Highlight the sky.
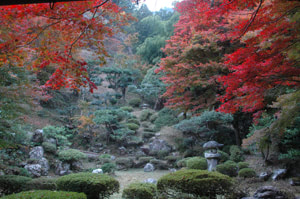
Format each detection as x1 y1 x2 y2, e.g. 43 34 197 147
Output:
144 0 179 12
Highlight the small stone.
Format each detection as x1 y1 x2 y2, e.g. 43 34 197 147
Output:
144 178 157 184
272 169 287 181
92 169 103 174
144 163 155 172
259 171 272 181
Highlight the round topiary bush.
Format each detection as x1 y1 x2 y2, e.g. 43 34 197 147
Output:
176 157 191 168
186 157 207 170
58 149 87 163
122 182 157 199
0 190 86 199
126 123 139 131
216 162 238 177
157 169 233 199
42 142 57 154
140 110 153 121
0 175 32 195
237 162 249 170
127 118 140 126
57 172 119 199
238 168 256 178
129 98 142 107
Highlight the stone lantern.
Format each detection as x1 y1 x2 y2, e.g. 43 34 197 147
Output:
203 141 223 171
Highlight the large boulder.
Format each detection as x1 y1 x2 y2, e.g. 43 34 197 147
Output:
148 138 172 156
272 169 287 181
29 146 44 160
253 186 289 199
24 164 42 177
39 157 50 176
31 129 43 143
55 160 71 176
71 161 84 171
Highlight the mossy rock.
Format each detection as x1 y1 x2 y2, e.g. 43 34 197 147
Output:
238 168 256 178
138 156 154 164
57 172 119 199
157 169 233 198
0 190 87 199
186 157 207 170
122 182 157 199
216 161 238 177
237 162 249 170
116 158 134 170
150 159 169 170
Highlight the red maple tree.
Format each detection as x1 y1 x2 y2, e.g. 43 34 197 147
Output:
0 0 135 92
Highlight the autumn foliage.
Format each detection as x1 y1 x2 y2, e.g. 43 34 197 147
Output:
157 0 300 117
0 0 135 92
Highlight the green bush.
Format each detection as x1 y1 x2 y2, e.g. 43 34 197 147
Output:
57 172 119 199
129 98 142 107
0 190 86 199
157 169 233 198
140 110 153 121
229 145 245 162
115 158 134 170
157 150 169 159
216 162 238 177
58 149 87 163
149 114 158 123
237 162 249 170
238 168 256 178
154 108 179 130
99 154 111 159
0 175 32 195
43 125 71 147
176 157 192 168
25 177 57 190
138 156 154 164
122 183 157 199
186 157 207 170
101 163 116 174
120 106 134 112
127 118 140 126
126 123 139 131
42 142 56 154
218 150 230 163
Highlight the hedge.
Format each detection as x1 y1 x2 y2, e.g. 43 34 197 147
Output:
122 183 156 199
0 190 86 199
0 175 32 195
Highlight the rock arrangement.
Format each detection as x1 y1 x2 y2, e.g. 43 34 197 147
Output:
242 186 289 199
25 146 49 177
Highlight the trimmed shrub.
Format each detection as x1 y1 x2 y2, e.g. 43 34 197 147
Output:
0 175 32 195
116 158 134 170
0 190 86 199
127 118 140 126
237 162 249 170
157 169 233 198
238 168 256 178
122 183 157 199
57 172 119 199
149 114 158 123
129 98 142 107
25 177 57 190
176 157 192 168
229 145 245 162
138 156 154 164
58 149 87 163
218 150 230 163
42 142 56 154
216 162 238 177
157 150 170 159
126 123 139 131
101 163 116 174
140 110 153 121
154 108 179 130
120 106 134 112
186 157 207 170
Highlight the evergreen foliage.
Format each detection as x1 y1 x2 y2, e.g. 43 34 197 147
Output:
0 190 87 199
58 149 87 163
122 182 157 199
0 175 32 195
